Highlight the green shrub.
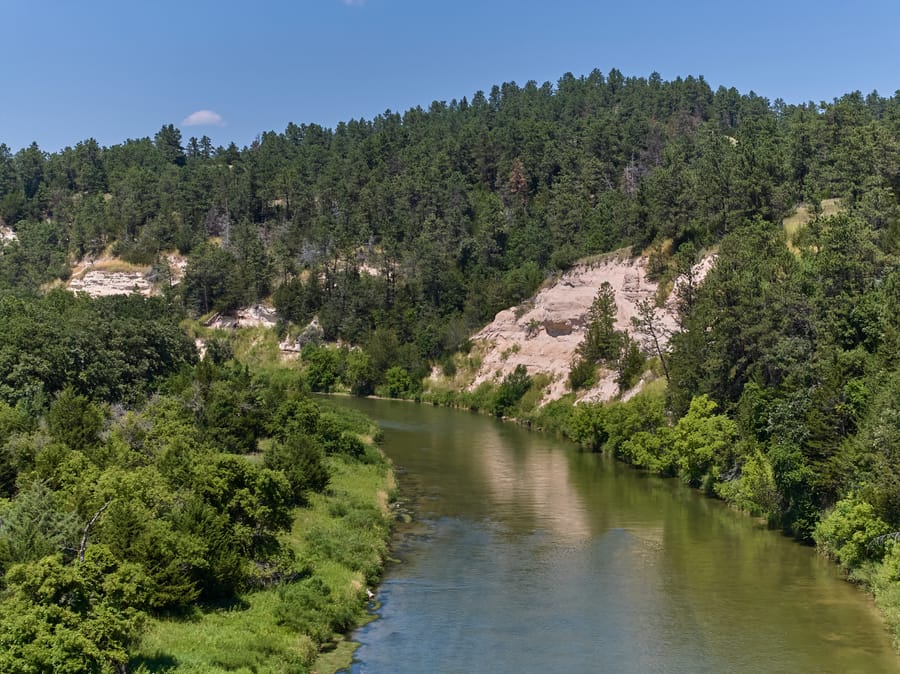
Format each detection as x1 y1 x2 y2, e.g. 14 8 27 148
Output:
715 448 780 517
528 394 575 436
275 577 339 643
567 357 595 390
264 435 329 505
672 395 737 488
615 334 645 392
621 427 677 474
492 365 531 417
302 345 344 392
567 403 606 450
382 366 416 399
343 350 376 396
602 390 667 456
815 496 892 570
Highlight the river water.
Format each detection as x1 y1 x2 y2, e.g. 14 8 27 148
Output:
334 398 899 673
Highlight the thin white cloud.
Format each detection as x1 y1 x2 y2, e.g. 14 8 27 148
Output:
342 0 366 6
182 110 225 127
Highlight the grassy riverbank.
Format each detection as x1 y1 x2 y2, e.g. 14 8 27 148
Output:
119 334 397 672
133 452 394 673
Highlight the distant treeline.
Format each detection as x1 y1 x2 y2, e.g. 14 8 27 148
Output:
1 71 896 360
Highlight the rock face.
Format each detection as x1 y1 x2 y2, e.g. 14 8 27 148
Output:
205 305 279 329
65 252 188 298
466 250 714 405
279 317 324 354
67 270 153 297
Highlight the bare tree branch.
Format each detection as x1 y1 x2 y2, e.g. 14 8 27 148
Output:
78 499 113 563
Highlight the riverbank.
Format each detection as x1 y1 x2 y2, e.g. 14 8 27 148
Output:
132 426 396 673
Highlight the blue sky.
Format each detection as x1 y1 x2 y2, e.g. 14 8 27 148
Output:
1 0 897 152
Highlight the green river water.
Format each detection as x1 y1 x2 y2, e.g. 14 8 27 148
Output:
336 397 899 673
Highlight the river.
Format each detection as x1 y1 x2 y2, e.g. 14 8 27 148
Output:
333 397 898 673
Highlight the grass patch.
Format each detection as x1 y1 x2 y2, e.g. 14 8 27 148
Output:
230 326 284 368
783 198 842 254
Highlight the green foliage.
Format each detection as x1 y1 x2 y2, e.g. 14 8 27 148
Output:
620 427 677 475
567 403 607 450
343 349 377 396
275 576 343 643
0 291 195 408
48 387 105 451
182 243 242 316
672 395 737 488
192 455 293 556
615 332 645 393
381 366 417 399
301 344 344 393
491 365 532 417
601 389 668 456
767 442 819 539
714 448 780 517
264 435 329 505
0 546 147 674
201 378 264 454
527 394 575 437
815 496 892 570
577 282 622 364
0 481 80 572
567 356 596 391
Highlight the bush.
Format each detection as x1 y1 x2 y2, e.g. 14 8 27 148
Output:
672 395 737 488
528 394 575 437
264 435 329 505
602 390 667 456
615 334 645 392
815 496 892 570
382 366 415 399
343 350 376 396
621 427 677 474
333 432 366 459
568 357 595 391
715 448 780 517
440 357 457 378
567 403 606 449
302 345 344 393
275 577 339 643
491 365 531 417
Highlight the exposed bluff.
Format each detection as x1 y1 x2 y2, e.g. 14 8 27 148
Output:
464 249 714 404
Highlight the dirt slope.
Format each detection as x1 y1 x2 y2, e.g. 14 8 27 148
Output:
463 249 714 405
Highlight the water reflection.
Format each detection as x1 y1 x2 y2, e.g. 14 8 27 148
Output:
330 398 898 674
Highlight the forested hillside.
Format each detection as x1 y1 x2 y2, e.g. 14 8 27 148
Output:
3 71 896 368
1 68 900 661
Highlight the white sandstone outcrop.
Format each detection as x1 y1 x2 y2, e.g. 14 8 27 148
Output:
464 249 715 405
